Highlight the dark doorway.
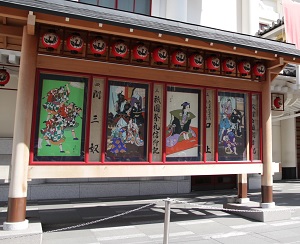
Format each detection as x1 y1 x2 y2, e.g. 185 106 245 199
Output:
191 175 237 191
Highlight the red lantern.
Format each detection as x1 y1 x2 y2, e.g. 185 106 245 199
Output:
41 30 61 51
152 47 168 64
238 61 251 76
66 33 84 54
222 58 236 74
171 49 186 66
112 40 128 60
0 69 10 86
132 43 148 62
273 96 283 109
90 36 106 57
189 53 203 70
253 62 265 77
206 56 220 71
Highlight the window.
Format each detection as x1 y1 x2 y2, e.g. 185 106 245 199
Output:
79 0 98 5
79 0 151 15
99 0 115 8
118 0 134 12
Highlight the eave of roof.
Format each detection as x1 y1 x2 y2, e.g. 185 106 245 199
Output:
1 0 300 59
256 17 284 37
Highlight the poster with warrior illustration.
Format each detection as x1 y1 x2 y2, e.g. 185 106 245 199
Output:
218 92 246 161
34 73 87 161
106 81 148 161
166 87 200 161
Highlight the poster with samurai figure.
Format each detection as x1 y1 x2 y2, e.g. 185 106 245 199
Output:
218 92 246 161
106 80 148 162
166 87 200 161
34 73 87 161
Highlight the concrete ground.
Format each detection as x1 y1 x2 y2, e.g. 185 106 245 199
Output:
1 180 300 243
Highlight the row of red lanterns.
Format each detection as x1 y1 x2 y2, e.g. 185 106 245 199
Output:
41 31 266 77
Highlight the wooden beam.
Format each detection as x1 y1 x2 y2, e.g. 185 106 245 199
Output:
267 57 284 70
0 24 23 38
27 11 36 35
270 73 279 81
27 164 263 179
266 57 286 82
2 17 7 49
2 5 300 64
37 55 262 92
0 6 28 20
34 12 277 61
269 66 284 74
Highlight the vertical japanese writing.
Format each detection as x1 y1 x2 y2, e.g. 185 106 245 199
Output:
252 96 259 160
152 87 162 156
206 90 214 160
152 84 163 162
89 79 104 161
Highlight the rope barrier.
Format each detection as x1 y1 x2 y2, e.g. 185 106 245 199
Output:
0 197 295 241
0 201 158 241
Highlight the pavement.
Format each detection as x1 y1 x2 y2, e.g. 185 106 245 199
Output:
1 180 300 243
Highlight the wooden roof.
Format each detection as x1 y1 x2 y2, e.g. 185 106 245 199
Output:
1 0 300 66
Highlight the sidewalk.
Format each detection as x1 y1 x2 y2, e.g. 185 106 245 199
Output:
1 180 300 243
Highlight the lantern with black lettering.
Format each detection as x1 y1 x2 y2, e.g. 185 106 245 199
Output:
206 55 220 71
253 62 265 78
238 61 251 76
132 42 148 62
273 96 283 109
152 46 168 65
189 52 203 70
0 68 10 86
66 33 84 54
171 49 186 67
112 40 128 60
41 30 61 51
90 36 106 57
222 58 236 74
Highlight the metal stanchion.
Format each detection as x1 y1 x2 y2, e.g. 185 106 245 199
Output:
163 198 171 244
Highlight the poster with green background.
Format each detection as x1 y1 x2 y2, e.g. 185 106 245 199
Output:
34 73 87 161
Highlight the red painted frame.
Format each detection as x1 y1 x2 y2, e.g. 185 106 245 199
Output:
30 69 262 165
30 69 92 165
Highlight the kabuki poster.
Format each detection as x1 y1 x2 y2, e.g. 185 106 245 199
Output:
106 80 148 161
34 73 87 161
166 87 200 161
218 92 246 161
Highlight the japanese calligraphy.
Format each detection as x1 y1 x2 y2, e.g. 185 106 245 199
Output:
152 86 162 155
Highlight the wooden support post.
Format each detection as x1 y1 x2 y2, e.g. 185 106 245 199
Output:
261 69 275 208
3 26 37 230
238 174 248 198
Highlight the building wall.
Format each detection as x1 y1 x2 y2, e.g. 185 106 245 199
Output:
272 120 282 180
259 0 298 180
152 0 240 32
281 118 297 178
197 0 239 31
0 74 18 138
259 0 280 25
